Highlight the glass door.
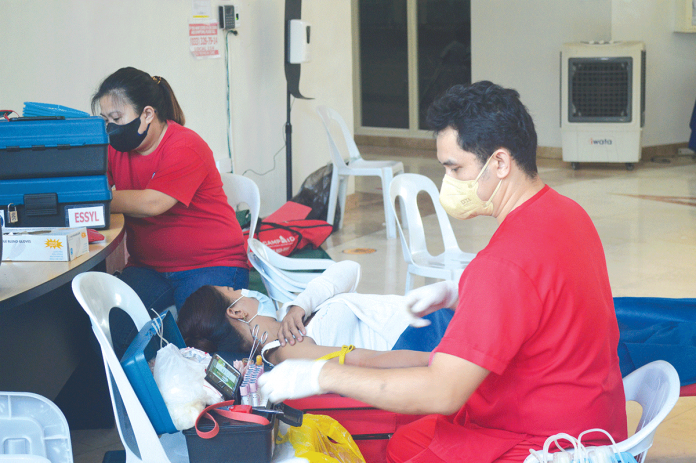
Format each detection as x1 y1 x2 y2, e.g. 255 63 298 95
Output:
354 0 471 136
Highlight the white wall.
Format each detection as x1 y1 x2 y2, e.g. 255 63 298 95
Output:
0 0 352 216
472 0 696 149
471 0 612 149
611 0 696 147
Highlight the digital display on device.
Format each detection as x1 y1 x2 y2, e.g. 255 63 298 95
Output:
205 354 241 400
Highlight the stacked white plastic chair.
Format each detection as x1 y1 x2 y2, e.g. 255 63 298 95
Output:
246 238 334 310
389 173 476 293
316 105 404 239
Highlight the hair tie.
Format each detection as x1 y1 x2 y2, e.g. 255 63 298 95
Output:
152 76 162 85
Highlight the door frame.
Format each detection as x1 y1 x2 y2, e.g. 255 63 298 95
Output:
351 0 433 139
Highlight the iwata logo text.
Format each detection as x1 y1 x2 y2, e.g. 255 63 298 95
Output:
589 138 613 145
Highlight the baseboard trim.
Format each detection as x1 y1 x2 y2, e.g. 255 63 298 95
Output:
356 135 689 163
641 142 690 161
355 134 436 151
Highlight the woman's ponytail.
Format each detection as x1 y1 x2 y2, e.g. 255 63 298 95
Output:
92 67 185 126
155 76 186 126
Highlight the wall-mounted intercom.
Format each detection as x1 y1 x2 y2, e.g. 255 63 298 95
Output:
219 4 236 30
287 19 311 64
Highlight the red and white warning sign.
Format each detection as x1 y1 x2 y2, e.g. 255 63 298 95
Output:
189 21 221 59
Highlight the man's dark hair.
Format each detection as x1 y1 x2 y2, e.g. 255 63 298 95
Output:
426 81 538 177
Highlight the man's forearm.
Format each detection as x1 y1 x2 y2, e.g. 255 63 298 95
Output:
318 363 450 415
346 349 430 369
258 353 488 413
268 338 428 369
318 354 487 416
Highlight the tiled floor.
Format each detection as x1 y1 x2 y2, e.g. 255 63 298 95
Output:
71 146 696 462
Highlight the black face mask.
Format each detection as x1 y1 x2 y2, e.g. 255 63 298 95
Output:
106 115 150 152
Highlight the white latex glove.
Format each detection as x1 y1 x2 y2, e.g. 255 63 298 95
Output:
402 280 459 327
258 359 328 403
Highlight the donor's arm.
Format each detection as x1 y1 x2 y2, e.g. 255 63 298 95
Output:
264 337 429 369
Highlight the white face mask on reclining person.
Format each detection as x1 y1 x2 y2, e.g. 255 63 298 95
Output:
235 289 277 324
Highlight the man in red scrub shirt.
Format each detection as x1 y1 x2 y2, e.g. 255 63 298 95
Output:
259 81 627 463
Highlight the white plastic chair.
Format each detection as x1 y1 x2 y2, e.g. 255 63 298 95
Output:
220 173 261 242
316 105 404 239
523 360 680 463
247 251 301 309
389 173 476 294
615 360 680 462
71 272 177 463
247 238 334 309
0 392 72 463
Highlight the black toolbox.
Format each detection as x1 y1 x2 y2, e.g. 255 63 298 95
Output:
0 116 112 229
0 116 108 179
182 403 303 463
183 410 279 463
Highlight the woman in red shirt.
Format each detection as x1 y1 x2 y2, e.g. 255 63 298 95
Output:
92 67 248 356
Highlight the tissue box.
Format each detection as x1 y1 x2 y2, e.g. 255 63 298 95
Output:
1 227 88 261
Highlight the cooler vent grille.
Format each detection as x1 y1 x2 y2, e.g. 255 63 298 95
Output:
568 57 632 123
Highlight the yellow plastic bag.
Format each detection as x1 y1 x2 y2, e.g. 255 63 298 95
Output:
276 413 366 463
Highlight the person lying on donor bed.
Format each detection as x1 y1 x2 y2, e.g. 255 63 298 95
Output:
176 260 454 367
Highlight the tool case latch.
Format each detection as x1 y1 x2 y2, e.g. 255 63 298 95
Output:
24 193 58 216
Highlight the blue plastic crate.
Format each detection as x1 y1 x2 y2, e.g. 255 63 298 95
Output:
120 310 185 435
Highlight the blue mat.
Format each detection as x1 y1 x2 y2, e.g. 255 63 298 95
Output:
615 297 696 385
392 309 454 352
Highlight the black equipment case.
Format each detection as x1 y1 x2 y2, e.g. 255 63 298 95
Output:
0 116 112 229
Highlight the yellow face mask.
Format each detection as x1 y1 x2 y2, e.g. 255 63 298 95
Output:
439 155 502 220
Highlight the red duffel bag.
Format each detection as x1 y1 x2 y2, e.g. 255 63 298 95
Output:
243 219 333 257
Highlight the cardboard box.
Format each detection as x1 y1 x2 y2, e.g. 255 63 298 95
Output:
2 227 88 262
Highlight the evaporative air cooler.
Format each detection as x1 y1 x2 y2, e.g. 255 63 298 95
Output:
561 41 646 170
